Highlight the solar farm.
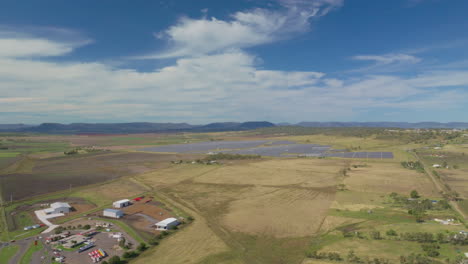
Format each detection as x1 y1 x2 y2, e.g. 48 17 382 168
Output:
141 140 394 158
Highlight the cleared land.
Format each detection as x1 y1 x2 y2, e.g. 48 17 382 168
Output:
344 161 439 197
2 130 468 264
135 158 345 263
0 152 183 201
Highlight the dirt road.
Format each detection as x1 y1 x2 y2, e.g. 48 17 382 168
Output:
413 151 468 220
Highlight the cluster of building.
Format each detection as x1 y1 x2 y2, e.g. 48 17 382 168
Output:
102 198 180 230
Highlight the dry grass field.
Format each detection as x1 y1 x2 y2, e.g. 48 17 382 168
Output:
223 187 333 237
194 159 343 188
441 169 468 197
133 193 234 264
73 178 149 206
344 161 439 197
134 157 346 263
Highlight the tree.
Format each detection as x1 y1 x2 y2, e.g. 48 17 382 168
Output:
437 233 446 243
108 256 122 264
410 190 420 199
148 237 159 246
386 229 397 236
137 242 148 252
370 231 382 240
83 224 91 230
119 237 126 248
122 251 139 259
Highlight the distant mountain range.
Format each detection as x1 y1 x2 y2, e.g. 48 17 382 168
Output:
0 121 275 134
0 121 467 134
295 122 468 129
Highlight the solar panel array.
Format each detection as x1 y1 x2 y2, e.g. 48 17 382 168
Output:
141 140 393 159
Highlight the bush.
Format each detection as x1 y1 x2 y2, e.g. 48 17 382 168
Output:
137 242 148 252
386 229 397 236
122 251 139 259
410 190 420 199
107 256 123 264
148 237 159 246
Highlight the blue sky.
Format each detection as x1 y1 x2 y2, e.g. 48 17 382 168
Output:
1 0 468 124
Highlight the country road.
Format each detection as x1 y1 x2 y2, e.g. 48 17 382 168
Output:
413 151 468 220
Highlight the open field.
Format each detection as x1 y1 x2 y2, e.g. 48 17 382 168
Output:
0 151 185 201
0 244 18 264
2 130 468 263
134 157 346 263
344 161 440 197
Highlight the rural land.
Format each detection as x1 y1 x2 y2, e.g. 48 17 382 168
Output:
1 125 468 264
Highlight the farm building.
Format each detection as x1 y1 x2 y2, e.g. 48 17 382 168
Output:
103 209 124 218
44 202 72 214
113 199 130 208
155 217 180 230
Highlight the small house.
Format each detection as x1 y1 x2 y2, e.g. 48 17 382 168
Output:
433 164 442 168
112 199 130 208
155 217 180 230
44 202 72 214
103 209 124 219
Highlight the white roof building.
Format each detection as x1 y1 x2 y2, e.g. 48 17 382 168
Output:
155 217 180 230
112 199 130 208
433 164 442 168
44 202 71 214
103 209 124 219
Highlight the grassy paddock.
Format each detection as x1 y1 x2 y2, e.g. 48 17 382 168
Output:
0 244 19 264
19 240 43 264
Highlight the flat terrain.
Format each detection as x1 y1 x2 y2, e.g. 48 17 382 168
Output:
0 151 188 201
2 129 468 263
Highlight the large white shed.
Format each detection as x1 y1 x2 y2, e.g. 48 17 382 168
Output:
103 209 124 219
155 217 180 230
44 202 72 214
112 199 130 208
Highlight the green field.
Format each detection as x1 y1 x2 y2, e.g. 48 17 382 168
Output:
19 241 43 264
0 244 19 264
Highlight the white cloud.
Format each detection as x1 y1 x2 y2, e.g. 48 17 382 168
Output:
0 27 90 58
140 0 342 59
2 37 467 123
353 53 421 65
1 1 467 124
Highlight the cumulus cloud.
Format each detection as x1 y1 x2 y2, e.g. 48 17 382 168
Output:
140 0 343 59
1 34 467 123
1 1 467 123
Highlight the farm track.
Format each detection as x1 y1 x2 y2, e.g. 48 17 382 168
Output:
413 152 468 220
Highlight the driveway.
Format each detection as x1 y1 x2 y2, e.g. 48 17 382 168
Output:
34 210 64 233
